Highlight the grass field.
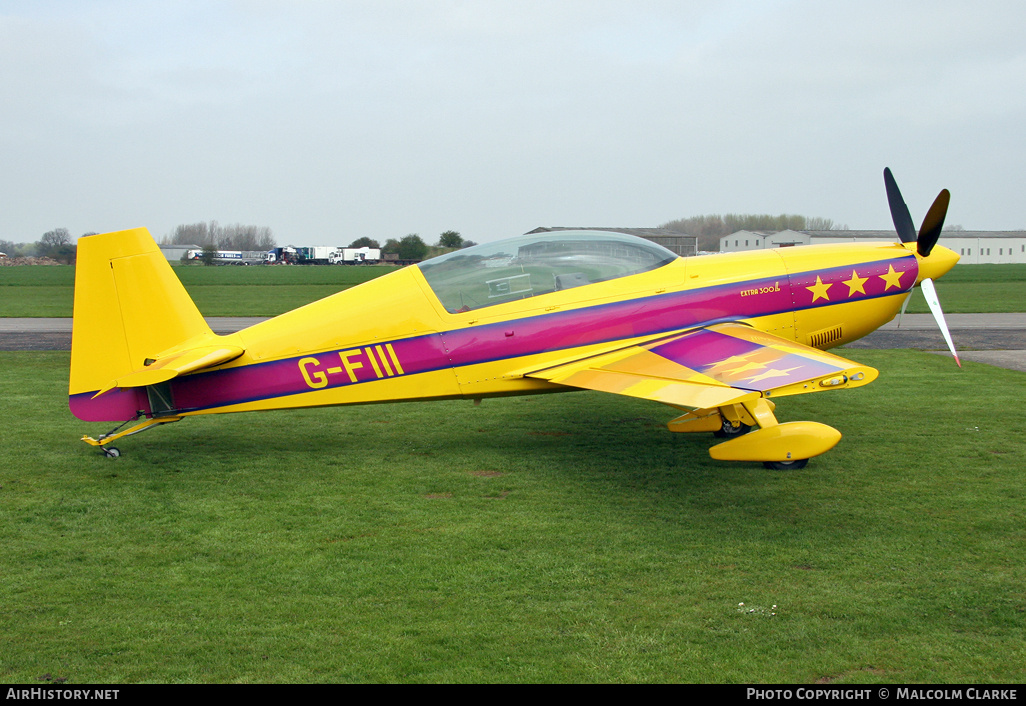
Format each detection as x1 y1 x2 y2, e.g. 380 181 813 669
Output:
900 264 1026 314
0 264 395 317
2 350 1023 683
2 263 1025 317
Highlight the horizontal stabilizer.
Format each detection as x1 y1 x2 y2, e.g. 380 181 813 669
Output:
94 343 245 397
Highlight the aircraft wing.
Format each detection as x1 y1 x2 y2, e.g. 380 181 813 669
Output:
525 322 877 408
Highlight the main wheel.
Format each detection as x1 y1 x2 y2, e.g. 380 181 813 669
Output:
763 458 808 470
714 420 752 438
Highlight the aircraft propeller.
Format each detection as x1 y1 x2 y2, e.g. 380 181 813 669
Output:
883 167 961 367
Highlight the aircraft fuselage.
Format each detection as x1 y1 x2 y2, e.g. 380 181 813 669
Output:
70 240 928 423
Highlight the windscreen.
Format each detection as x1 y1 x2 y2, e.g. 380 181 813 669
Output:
418 231 677 313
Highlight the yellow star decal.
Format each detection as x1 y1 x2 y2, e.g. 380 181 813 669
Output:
843 270 868 296
707 355 753 370
806 275 831 302
720 361 768 378
744 366 801 384
879 264 904 290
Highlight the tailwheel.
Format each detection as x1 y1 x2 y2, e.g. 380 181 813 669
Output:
82 415 183 456
763 458 808 470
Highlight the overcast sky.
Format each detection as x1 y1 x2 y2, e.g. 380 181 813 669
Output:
3 0 1024 247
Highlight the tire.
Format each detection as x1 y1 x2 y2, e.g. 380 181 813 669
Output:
762 458 808 470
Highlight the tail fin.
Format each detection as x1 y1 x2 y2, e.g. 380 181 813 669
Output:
69 228 224 421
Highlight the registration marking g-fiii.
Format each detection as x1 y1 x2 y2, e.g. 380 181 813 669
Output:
167 336 449 413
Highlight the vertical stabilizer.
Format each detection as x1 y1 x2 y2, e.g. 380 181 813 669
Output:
70 228 214 419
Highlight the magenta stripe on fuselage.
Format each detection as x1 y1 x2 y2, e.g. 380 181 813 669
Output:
71 256 913 420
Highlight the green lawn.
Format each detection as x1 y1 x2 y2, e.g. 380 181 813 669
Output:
0 264 396 317
900 264 1026 314
2 350 1023 683
2 263 1024 317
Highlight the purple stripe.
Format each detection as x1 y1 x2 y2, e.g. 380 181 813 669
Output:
437 251 915 366
439 273 796 366
170 333 453 411
70 388 147 422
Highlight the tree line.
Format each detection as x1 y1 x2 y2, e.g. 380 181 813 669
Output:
0 226 475 265
347 231 477 261
659 214 845 252
160 221 276 251
0 228 86 264
160 224 476 261
1 218 843 266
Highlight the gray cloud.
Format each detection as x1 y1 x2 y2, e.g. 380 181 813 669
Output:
3 0 1024 246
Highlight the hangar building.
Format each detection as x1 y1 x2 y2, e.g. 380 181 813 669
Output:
719 230 1026 264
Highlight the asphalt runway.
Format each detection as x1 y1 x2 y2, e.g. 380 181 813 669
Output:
3 315 1026 372
0 317 266 352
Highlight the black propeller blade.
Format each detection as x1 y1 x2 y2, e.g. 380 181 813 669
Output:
917 189 950 257
884 167 916 244
884 167 951 257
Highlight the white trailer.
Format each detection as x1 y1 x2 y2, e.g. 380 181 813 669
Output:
295 246 339 264
186 249 246 263
330 247 381 264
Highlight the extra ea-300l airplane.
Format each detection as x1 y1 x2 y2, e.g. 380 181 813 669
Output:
69 169 960 468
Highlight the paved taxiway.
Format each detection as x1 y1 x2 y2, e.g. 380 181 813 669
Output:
2 314 1026 372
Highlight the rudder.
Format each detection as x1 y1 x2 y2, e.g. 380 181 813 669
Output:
69 228 214 420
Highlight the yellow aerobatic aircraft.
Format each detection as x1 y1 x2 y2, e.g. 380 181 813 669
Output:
69 169 960 468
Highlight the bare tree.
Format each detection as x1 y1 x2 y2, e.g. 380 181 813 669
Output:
39 228 71 249
163 221 275 250
36 228 76 263
660 213 841 251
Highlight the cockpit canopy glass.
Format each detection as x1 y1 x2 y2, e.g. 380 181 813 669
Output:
418 230 678 313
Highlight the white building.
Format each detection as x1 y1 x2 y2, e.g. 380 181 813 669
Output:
719 230 1026 264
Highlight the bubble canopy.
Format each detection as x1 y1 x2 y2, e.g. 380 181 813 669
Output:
417 230 678 313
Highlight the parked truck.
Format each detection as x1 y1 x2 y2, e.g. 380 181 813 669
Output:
293 246 340 264
186 249 264 265
265 246 298 264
